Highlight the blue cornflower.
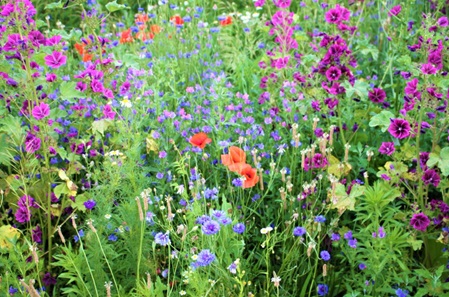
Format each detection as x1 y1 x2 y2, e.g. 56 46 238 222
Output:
232 178 243 187
359 263 367 270
395 288 409 297
9 286 18 295
293 226 306 237
204 187 219 199
232 223 246 234
317 284 328 296
228 261 238 274
211 210 226 220
108 234 118 242
74 229 84 243
195 215 211 225
331 233 341 241
315 215 326 223
344 231 353 240
220 217 232 225
201 220 220 235
196 249 215 267
154 232 171 246
320 250 331 261
348 238 358 248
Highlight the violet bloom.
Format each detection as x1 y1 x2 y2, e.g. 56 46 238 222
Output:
293 226 306 237
42 272 57 286
378 142 395 156
44 51 67 68
410 212 430 231
388 118 410 139
272 56 289 69
325 66 341 81
201 220 220 235
84 199 96 210
195 249 216 267
154 232 171 246
25 132 41 153
232 223 246 234
103 105 116 120
325 7 342 24
32 225 42 243
388 5 401 17
438 16 449 27
274 0 291 8
368 88 386 103
32 102 50 120
320 250 331 261
422 169 440 187
421 63 437 75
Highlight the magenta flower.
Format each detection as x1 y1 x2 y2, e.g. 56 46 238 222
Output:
32 102 50 120
388 118 410 139
404 78 419 95
25 132 41 153
368 88 386 103
422 169 440 187
438 16 449 27
273 0 291 8
410 212 430 231
378 142 395 156
44 51 67 68
421 63 437 75
103 105 116 120
325 66 342 81
91 79 104 93
388 5 401 17
325 7 342 24
272 56 289 69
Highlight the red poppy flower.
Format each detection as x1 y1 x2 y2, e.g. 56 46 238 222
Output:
136 31 154 41
135 13 149 24
120 29 134 44
74 43 93 62
189 132 211 149
151 24 162 34
220 16 232 26
170 15 184 26
238 164 259 188
221 146 246 172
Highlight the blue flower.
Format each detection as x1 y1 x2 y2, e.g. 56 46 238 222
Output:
201 220 220 235
320 250 331 261
154 232 171 246
84 199 96 210
317 284 328 296
195 249 215 267
293 226 306 237
395 288 409 297
348 238 358 248
74 229 84 243
315 215 326 223
232 223 246 234
108 234 118 242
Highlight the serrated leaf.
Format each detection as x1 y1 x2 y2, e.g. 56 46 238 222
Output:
369 110 395 132
329 184 364 213
105 1 129 12
45 1 63 9
60 81 84 100
92 119 112 137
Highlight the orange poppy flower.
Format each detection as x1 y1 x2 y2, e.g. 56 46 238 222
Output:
150 24 162 34
136 31 154 41
221 146 246 172
238 164 259 188
120 28 134 44
170 15 184 26
189 132 212 149
220 16 232 26
74 43 93 62
135 13 149 24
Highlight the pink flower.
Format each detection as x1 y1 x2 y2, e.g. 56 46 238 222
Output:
32 102 50 120
388 118 410 139
410 212 430 231
388 5 401 17
25 132 41 153
103 105 116 120
273 0 291 8
378 142 395 156
44 51 67 68
272 56 289 69
325 66 342 81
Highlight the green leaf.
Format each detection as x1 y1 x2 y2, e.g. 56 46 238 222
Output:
54 183 69 199
427 147 449 176
369 110 394 132
60 82 84 100
45 1 63 9
342 80 370 101
105 1 129 12
92 119 112 137
122 53 140 69
359 44 379 61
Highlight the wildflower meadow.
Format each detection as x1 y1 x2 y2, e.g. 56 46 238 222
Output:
1 0 449 296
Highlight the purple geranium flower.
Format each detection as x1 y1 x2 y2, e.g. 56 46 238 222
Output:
388 5 401 17
378 142 395 156
410 212 430 231
32 102 50 120
422 169 440 187
368 88 386 103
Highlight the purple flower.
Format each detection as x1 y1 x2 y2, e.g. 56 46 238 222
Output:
325 66 341 81
348 238 357 248
195 249 215 267
331 233 340 241
378 142 395 156
32 225 42 243
438 16 449 27
103 105 116 120
368 88 386 103
396 288 409 297
228 260 238 274
154 232 171 246
108 234 118 241
9 286 18 295
388 118 410 139
388 5 401 17
320 250 331 261
377 226 386 238
25 132 41 153
15 207 31 223
325 7 342 24
42 272 57 286
410 212 430 231
84 199 96 210
344 230 353 240
233 223 245 234
317 284 329 296
202 220 220 235
315 215 326 223
44 51 67 68
293 226 306 237
273 0 291 8
421 63 437 75
359 263 366 270
32 103 50 120
422 169 440 187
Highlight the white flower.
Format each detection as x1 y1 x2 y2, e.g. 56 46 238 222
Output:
260 226 273 234
120 97 132 108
